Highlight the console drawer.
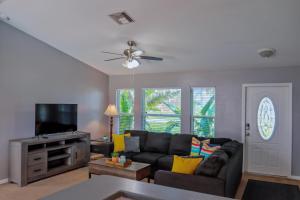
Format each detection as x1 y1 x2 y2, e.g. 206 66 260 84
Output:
27 164 46 178
28 152 46 166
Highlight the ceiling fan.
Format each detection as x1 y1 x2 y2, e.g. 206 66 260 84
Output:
103 41 163 69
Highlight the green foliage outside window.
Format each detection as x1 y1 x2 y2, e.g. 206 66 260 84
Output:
143 89 181 134
117 87 215 137
192 88 215 137
118 89 134 134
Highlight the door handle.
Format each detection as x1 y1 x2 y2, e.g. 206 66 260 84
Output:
245 132 250 136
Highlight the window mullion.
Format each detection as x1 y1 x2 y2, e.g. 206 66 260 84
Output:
145 113 181 117
192 116 215 119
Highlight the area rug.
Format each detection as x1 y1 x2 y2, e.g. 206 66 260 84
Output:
242 179 300 200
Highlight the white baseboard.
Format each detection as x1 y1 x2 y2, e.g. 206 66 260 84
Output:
0 178 8 184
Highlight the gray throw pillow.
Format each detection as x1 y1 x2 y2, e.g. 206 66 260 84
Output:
195 150 229 177
125 136 140 152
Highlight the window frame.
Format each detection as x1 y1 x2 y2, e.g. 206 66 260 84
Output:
191 87 216 137
116 88 135 134
142 87 182 134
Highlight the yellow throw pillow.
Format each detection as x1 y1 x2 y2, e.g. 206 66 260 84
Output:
171 155 203 174
112 133 131 152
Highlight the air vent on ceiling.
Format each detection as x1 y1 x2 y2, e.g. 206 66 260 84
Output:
109 11 134 25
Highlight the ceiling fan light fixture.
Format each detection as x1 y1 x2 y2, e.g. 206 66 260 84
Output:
258 48 276 58
122 59 140 69
103 40 163 68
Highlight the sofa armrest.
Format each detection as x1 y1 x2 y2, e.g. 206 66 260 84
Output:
224 144 243 198
154 170 225 197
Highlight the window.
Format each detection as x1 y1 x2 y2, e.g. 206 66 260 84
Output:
192 87 215 137
116 89 134 134
143 88 181 134
257 97 275 140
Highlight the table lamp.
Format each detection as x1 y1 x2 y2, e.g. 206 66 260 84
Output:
104 104 119 142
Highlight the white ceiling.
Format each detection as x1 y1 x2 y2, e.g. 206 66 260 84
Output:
1 0 300 75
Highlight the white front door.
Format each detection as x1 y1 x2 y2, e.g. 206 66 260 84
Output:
244 84 292 177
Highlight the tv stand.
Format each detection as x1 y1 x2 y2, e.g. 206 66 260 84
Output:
9 132 90 186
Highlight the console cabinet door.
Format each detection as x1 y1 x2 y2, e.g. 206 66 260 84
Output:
73 142 89 165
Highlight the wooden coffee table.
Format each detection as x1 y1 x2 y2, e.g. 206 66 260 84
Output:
88 158 151 182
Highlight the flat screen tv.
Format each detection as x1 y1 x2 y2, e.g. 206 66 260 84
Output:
35 104 77 135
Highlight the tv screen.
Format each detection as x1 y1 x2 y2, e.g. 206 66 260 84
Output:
35 104 77 135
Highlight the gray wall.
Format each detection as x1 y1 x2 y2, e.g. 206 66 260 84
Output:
109 67 300 176
0 21 109 180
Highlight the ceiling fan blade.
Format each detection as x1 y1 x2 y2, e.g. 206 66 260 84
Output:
140 56 163 61
132 50 144 56
102 51 123 56
104 57 125 61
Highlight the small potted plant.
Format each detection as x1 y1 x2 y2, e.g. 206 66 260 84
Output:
111 152 119 163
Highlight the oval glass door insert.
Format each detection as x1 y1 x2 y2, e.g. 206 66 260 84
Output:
257 97 276 140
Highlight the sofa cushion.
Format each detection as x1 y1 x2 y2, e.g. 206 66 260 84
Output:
157 155 174 170
169 134 193 156
124 130 148 151
195 157 223 177
144 132 172 154
220 140 240 157
119 152 140 160
132 152 165 165
209 138 232 146
197 137 231 146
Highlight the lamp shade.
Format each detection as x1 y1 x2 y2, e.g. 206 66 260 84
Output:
104 104 119 116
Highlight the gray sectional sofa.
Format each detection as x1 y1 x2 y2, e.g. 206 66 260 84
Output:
107 130 243 198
